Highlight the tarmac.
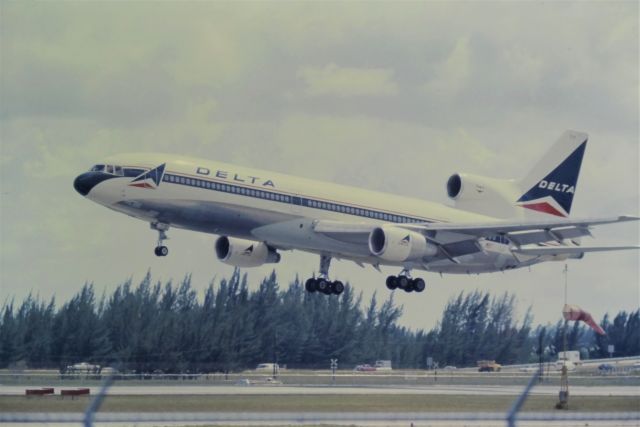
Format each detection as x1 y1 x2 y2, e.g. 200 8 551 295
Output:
1 383 639 396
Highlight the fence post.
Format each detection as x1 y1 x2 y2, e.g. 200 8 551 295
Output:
83 369 117 427
506 367 542 427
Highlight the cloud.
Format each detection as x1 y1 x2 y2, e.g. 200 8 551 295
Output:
0 1 637 329
422 37 471 99
299 64 398 97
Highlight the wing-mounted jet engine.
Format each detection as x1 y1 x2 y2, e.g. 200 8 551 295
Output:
215 236 281 268
368 226 438 262
446 173 522 219
368 227 435 294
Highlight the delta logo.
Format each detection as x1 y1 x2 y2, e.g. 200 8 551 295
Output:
129 163 166 189
517 140 586 217
537 180 575 194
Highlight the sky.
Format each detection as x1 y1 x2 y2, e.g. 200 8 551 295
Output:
1 1 638 331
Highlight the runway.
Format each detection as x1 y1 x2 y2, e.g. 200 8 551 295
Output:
1 384 638 396
2 411 640 427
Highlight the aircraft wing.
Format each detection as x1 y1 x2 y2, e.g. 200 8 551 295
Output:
311 215 638 259
401 215 639 246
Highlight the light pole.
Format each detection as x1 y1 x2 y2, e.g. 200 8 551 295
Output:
330 359 338 385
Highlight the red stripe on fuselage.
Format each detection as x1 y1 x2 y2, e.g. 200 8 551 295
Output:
129 182 155 189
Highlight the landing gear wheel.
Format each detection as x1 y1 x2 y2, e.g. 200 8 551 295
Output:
316 279 330 294
386 276 398 290
397 276 410 290
305 278 317 293
412 278 426 293
404 280 414 293
154 246 168 257
332 281 344 295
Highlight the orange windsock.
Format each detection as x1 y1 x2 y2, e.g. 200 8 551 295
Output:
562 304 606 335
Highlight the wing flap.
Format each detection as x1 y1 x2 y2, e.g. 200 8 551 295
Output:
506 226 591 246
514 245 640 256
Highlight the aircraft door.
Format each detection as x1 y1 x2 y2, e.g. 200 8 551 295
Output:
291 196 303 214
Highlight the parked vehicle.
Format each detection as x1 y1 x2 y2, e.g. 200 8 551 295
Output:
255 363 280 374
65 362 100 374
554 360 576 371
557 350 581 365
374 360 392 371
598 363 615 372
477 360 502 372
354 364 376 372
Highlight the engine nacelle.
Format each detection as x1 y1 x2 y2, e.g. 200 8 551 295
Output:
368 227 438 262
446 173 522 218
215 236 281 268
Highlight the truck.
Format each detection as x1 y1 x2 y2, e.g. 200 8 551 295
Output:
374 360 392 371
477 360 502 372
255 363 280 375
557 351 580 365
554 360 576 371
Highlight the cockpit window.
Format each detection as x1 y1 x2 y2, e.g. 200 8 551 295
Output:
89 164 125 176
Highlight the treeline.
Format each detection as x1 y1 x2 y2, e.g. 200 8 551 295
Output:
0 270 638 372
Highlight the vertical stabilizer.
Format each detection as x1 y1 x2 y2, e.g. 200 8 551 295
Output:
516 130 588 217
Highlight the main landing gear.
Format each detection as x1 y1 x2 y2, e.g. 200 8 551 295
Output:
151 222 170 257
385 269 426 293
305 254 344 296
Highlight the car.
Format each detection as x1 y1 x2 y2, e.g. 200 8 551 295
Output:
354 364 376 372
443 366 457 371
598 363 615 372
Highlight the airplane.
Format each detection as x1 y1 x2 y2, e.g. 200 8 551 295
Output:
73 130 638 296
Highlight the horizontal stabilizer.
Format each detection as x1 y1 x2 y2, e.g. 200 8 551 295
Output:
514 246 640 256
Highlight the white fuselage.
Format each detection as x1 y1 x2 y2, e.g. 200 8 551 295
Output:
80 153 549 274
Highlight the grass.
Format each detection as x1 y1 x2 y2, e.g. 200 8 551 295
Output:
2 370 639 387
1 394 638 413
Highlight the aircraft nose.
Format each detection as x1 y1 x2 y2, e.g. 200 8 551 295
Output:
73 172 100 196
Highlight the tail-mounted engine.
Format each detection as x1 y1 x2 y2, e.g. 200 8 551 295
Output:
446 173 522 218
215 236 281 268
368 226 438 262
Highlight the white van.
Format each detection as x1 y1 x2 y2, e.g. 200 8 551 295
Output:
374 360 392 371
255 363 280 374
554 360 576 371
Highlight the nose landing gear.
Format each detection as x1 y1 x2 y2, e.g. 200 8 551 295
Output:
151 222 170 257
305 254 344 296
